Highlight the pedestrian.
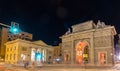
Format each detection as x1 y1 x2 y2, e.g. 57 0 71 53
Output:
24 61 28 69
26 61 29 67
24 62 26 68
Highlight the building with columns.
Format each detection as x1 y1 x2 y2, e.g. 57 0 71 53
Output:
5 39 53 64
60 20 116 66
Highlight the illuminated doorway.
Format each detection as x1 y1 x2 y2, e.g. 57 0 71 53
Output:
21 54 26 61
99 52 107 64
76 40 89 64
35 52 43 62
83 46 89 64
64 54 69 62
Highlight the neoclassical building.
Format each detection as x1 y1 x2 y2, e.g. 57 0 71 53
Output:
60 20 116 66
5 39 53 64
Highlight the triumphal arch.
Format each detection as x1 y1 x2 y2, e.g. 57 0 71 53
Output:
60 20 116 66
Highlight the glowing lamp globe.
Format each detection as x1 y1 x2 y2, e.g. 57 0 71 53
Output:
10 27 19 34
13 28 18 32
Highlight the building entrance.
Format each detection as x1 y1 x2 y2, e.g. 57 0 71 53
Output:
99 52 107 64
64 54 69 62
76 40 89 64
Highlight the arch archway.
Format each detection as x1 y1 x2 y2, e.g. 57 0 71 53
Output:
83 46 89 64
76 40 89 64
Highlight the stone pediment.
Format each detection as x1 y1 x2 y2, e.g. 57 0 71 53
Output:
32 40 47 46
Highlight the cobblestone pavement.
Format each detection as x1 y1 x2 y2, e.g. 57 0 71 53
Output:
110 64 120 70
1 64 120 71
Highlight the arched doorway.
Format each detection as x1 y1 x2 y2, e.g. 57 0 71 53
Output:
83 46 89 64
76 40 89 64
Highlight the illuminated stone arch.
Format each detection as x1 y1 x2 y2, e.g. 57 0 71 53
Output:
76 40 89 64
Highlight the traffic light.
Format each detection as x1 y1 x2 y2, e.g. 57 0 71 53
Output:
10 22 20 34
10 27 19 34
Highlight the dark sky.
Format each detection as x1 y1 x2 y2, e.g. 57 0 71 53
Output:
0 0 120 45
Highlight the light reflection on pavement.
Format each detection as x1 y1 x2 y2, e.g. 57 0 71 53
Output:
0 64 120 71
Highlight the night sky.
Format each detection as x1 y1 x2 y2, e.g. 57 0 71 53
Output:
0 0 120 45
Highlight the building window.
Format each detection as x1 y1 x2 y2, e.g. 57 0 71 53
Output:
22 34 24 35
22 47 27 51
14 54 16 60
49 51 52 54
10 54 12 60
26 35 29 37
8 38 11 41
7 48 9 52
14 46 16 50
99 52 107 64
6 54 8 60
64 54 69 62
11 48 12 51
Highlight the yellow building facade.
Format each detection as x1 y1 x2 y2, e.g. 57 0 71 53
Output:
0 27 33 60
5 39 53 64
